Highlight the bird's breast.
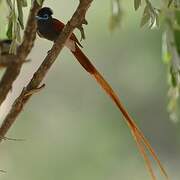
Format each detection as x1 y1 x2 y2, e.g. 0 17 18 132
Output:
37 20 59 41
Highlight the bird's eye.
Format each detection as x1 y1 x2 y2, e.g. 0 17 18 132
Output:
43 14 49 19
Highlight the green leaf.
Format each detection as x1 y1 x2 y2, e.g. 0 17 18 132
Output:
140 6 151 27
168 0 173 7
167 79 180 122
9 39 17 54
7 20 13 39
170 66 178 87
173 29 180 55
16 22 21 42
21 0 27 7
173 0 180 7
134 0 141 11
109 0 122 31
6 0 13 9
16 0 24 29
155 12 160 28
162 32 172 64
36 0 44 5
175 9 180 25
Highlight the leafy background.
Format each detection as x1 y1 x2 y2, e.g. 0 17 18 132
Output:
0 0 180 180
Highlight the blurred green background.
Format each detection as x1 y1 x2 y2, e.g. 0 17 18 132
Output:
0 0 179 180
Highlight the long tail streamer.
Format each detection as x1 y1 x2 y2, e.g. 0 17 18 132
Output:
71 44 169 180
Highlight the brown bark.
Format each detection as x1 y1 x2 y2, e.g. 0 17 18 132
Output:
0 0 93 140
0 1 41 105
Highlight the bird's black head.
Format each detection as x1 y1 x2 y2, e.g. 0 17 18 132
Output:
36 7 53 20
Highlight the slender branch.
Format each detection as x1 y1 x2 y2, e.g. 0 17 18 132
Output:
0 55 31 67
0 0 93 140
0 1 42 106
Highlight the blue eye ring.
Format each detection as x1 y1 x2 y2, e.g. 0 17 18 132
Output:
36 14 49 20
43 14 49 19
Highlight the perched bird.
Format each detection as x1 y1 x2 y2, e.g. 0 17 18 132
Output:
36 7 168 180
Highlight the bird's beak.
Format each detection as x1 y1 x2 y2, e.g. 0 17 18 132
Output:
35 15 41 20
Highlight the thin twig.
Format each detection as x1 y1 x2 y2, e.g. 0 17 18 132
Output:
0 0 93 141
24 84 45 97
0 1 42 106
0 55 31 67
1 136 25 141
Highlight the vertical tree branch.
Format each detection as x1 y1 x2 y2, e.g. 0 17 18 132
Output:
0 1 42 105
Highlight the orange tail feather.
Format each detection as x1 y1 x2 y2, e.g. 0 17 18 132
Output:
71 44 169 180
